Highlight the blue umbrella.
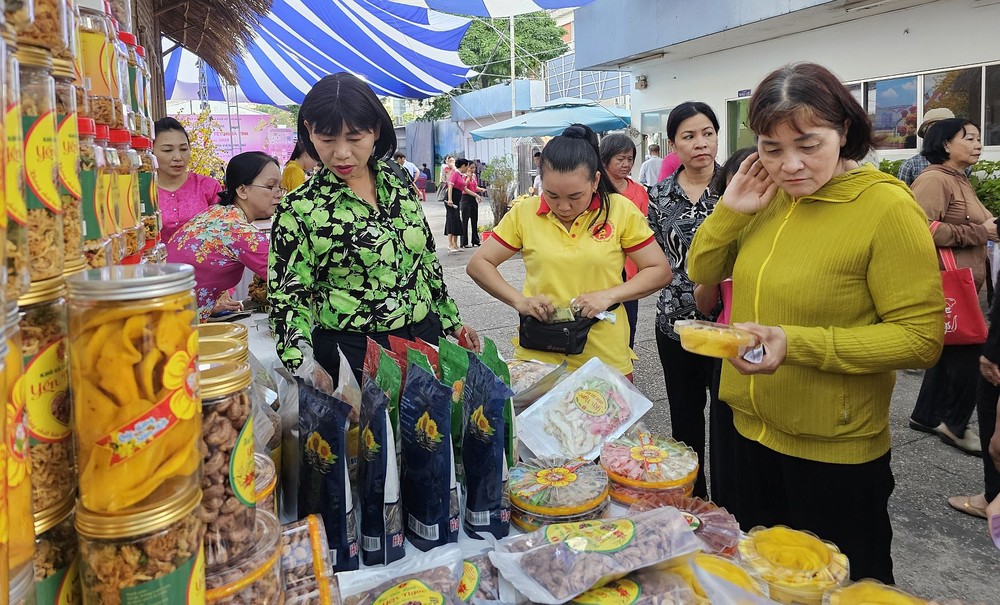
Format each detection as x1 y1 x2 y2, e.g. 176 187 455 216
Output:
470 97 630 141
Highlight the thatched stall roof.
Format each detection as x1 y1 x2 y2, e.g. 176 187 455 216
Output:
155 0 272 83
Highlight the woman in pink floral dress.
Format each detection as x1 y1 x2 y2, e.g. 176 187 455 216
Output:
154 117 224 243
166 152 283 319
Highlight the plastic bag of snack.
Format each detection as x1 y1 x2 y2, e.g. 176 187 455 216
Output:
462 355 513 540
338 544 464 605
276 366 301 520
439 338 471 481
517 357 653 460
281 515 337 602
363 338 402 463
359 376 404 567
667 553 769 603
489 507 702 604
296 378 359 571
332 346 362 495
389 335 439 377
399 364 460 551
458 552 500 602
480 339 517 469
508 360 569 410
567 568 697 604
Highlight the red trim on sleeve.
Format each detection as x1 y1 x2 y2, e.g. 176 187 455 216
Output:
623 234 655 254
492 234 520 252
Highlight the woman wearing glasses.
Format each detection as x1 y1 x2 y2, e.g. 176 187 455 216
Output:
166 151 281 319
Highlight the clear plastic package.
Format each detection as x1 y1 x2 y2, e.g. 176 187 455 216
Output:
673 319 759 359
508 456 610 525
600 432 699 506
739 526 851 604
628 494 740 556
824 580 926 604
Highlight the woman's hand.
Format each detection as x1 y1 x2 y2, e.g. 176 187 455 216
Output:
981 218 998 242
981 356 1000 386
452 325 482 353
694 283 720 317
212 291 243 315
515 294 555 321
727 322 787 374
572 291 618 319
721 152 779 215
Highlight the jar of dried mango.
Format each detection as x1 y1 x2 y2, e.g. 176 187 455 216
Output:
76 483 206 604
33 493 80 604
20 45 65 281
5 310 36 576
200 361 255 569
78 118 111 269
5 26 30 300
18 277 74 513
17 0 69 58
93 124 121 263
55 59 85 272
109 128 142 263
67 264 203 515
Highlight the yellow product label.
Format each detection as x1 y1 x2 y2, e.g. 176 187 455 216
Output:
6 398 29 488
629 445 667 464
117 174 136 228
534 466 577 488
187 544 206 603
58 113 82 199
21 339 71 443
457 561 479 601
24 113 62 212
100 172 119 232
544 519 636 554
372 580 445 605
80 31 113 97
0 444 7 544
572 579 641 605
230 416 256 506
574 389 609 417
6 104 26 225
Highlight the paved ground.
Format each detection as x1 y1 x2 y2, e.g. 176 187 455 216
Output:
423 200 1000 602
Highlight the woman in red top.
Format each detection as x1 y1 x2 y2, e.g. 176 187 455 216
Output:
601 133 650 348
445 159 471 252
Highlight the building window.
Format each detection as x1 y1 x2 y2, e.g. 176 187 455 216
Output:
641 108 671 135
727 99 755 155
924 67 982 127
986 65 1000 146
866 76 918 150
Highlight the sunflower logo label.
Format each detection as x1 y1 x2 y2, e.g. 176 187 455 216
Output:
304 431 337 473
415 411 443 450
469 405 495 441
570 579 641 605
362 426 380 462
534 467 577 488
97 405 177 466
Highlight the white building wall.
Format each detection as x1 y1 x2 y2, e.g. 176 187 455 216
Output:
631 0 1000 161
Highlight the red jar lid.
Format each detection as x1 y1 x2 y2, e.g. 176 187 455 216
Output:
78 118 96 136
109 128 131 144
95 124 110 140
131 136 151 149
135 46 145 59
118 31 137 46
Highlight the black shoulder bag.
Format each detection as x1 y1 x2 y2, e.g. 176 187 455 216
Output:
518 304 621 356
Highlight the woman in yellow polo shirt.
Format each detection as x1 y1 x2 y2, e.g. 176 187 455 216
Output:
466 124 672 376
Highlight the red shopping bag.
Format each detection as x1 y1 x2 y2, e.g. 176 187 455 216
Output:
931 222 988 345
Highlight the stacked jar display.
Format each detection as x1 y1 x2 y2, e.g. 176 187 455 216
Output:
108 15 128 137
132 135 161 262
5 26 30 301
55 58 85 274
5 302 33 588
5 0 34 32
20 45 65 281
78 0 120 130
117 31 139 136
67 264 205 602
17 0 70 59
78 117 110 267
134 44 150 137
1 307 7 601
93 123 121 263
109 128 140 262
33 493 80 603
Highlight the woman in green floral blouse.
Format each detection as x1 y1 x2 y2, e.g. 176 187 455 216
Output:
268 73 479 379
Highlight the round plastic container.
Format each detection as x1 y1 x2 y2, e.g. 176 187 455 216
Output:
109 128 142 262
5 26 30 302
824 580 925 604
200 336 249 365
200 361 256 569
33 494 80 603
78 117 111 268
67 264 202 514
507 457 610 530
54 58 85 271
77 484 206 604
20 45 65 281
206 510 284 605
600 433 699 505
198 322 248 343
739 526 851 605
17 0 69 57
94 124 123 263
132 135 159 254
511 495 610 533
673 319 759 359
8 563 34 605
668 553 768 601
18 277 75 512
255 451 277 517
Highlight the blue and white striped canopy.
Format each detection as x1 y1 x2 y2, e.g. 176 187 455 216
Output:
163 0 596 105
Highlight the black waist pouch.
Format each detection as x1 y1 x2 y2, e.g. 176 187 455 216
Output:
518 304 619 355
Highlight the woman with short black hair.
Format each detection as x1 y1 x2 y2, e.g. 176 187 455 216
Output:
268 72 479 380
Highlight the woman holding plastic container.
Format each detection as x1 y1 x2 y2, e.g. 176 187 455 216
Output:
687 63 944 583
466 124 672 377
268 72 479 382
166 152 278 320
154 117 223 243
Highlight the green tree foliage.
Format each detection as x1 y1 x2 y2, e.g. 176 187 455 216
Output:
419 12 568 121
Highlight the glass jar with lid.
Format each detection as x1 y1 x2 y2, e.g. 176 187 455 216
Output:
8 563 34 605
131 135 159 258
5 26 30 300
33 494 80 603
20 45 65 281
6 0 35 33
67 264 202 514
94 123 121 263
78 0 118 128
17 0 69 57
54 58 84 272
4 320 34 573
205 511 283 605
117 31 140 135
108 17 128 133
18 276 74 513
108 127 142 262
105 0 128 34
78 117 111 268
134 43 149 136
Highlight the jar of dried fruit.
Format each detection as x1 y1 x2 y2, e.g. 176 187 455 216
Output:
0 307 6 601
206 510 283 605
4 314 34 574
17 0 69 58
255 451 277 517
117 31 140 136
135 43 149 136
67 264 202 515
56 0 78 64
105 0 129 34
33 494 80 604
78 0 118 128
5 27 30 300
76 483 206 604
20 45 65 281
54 58 85 272
18 276 74 513
70 0 87 119
200 361 256 569
94 123 122 263
78 117 110 268
109 128 142 262
109 19 129 135
6 0 36 34
132 135 159 256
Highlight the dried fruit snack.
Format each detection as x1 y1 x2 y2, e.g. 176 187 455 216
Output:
601 432 699 505
568 568 697 605
509 457 609 518
666 553 768 603
628 494 740 556
339 544 464 605
824 580 927 605
673 320 759 359
281 515 335 601
457 553 499 602
739 526 850 604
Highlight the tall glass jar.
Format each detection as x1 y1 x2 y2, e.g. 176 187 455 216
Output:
17 0 69 57
5 305 34 575
134 44 149 137
70 0 87 119
5 26 30 300
67 264 202 514
33 494 80 604
109 128 142 262
94 123 121 263
6 0 35 33
1 308 7 601
78 0 118 128
18 277 74 513
20 45 65 281
132 135 159 259
104 0 127 34
108 17 127 134
78 117 110 268
117 31 139 136
54 58 84 272
8 563 34 605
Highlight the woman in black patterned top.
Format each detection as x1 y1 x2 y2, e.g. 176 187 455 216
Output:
648 101 722 498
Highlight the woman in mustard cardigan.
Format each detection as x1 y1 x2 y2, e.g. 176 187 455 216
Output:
688 63 944 584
